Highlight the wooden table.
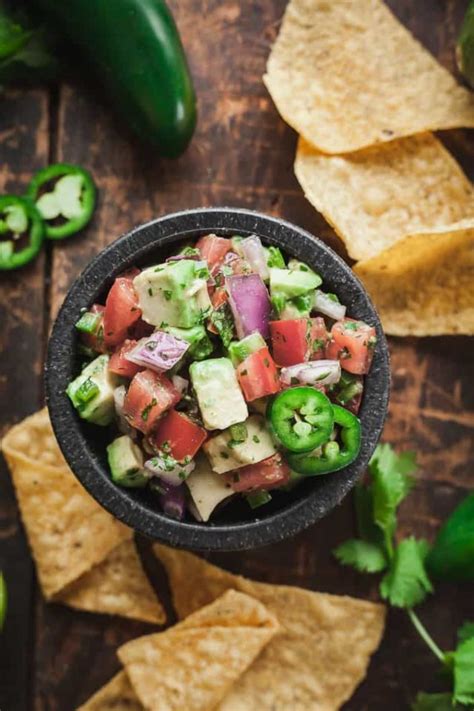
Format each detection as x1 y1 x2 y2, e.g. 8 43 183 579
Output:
0 1 473 709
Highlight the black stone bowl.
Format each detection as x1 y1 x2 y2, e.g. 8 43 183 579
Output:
46 208 390 551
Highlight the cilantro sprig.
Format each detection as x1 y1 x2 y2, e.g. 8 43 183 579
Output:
333 443 474 709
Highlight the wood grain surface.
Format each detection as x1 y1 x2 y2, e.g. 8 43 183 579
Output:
0 1 473 709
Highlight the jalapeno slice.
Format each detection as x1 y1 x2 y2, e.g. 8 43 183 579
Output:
287 405 361 476
267 386 334 453
0 195 45 271
27 163 96 240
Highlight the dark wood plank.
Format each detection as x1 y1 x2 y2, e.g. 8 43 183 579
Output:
9 0 473 708
0 88 49 711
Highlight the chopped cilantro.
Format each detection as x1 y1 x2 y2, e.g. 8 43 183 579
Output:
141 398 157 421
163 290 172 301
148 287 153 297
252 435 260 444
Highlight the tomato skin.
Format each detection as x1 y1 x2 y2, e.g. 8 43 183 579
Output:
103 276 142 349
309 317 329 361
237 347 280 402
270 319 309 367
152 409 207 461
326 318 376 375
109 340 142 378
123 369 181 435
224 453 290 492
196 235 232 267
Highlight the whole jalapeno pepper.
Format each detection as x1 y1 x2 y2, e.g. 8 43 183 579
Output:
0 195 45 271
267 386 334 453
27 163 96 240
287 405 361 476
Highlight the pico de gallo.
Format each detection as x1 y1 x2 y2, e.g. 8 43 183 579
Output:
67 234 376 522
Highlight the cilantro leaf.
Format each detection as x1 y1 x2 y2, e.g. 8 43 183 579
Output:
333 539 387 573
369 444 417 553
453 636 474 705
411 692 465 710
458 621 474 645
209 303 234 348
380 537 433 608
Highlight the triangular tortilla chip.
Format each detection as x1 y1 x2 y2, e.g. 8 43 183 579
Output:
56 539 166 624
294 134 474 261
354 220 474 336
264 0 474 154
117 589 279 711
154 544 385 711
77 671 143 711
1 409 132 598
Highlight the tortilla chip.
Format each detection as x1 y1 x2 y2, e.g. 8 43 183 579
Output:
1 408 132 598
118 589 279 711
77 671 143 711
264 0 474 154
154 544 385 711
56 539 166 624
354 220 474 336
294 134 474 261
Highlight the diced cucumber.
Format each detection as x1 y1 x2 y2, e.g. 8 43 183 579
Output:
107 435 147 487
228 332 266 366
270 268 322 298
66 354 118 425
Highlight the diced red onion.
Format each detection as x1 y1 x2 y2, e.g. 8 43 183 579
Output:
125 331 189 372
160 484 186 520
241 235 269 281
225 273 270 340
171 374 188 394
144 455 195 486
166 253 201 262
314 291 346 321
280 360 341 387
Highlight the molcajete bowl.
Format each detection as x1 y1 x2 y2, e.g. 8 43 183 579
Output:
45 207 390 551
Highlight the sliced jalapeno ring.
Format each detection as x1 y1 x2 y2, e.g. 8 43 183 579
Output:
26 162 96 240
0 195 45 271
287 404 361 476
267 386 334 453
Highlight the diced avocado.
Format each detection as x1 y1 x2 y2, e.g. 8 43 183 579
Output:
228 332 266 366
204 414 276 474
269 267 322 298
133 260 206 328
107 435 147 488
190 357 248 430
167 324 214 360
288 258 319 277
66 354 118 425
280 293 313 320
186 453 234 521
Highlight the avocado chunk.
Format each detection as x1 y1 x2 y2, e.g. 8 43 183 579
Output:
190 357 248 430
66 354 118 425
228 332 266 366
269 267 322 298
186 453 234 521
133 259 208 328
203 414 276 474
107 435 147 488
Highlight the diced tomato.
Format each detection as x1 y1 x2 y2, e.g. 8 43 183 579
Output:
123 369 181 435
270 319 309 367
152 409 207 461
109 340 142 379
326 318 376 375
224 453 290 492
309 317 329 361
207 287 229 335
237 347 280 402
103 276 142 349
196 234 232 267
80 304 107 354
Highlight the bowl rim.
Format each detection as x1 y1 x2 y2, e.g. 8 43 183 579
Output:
45 207 390 551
